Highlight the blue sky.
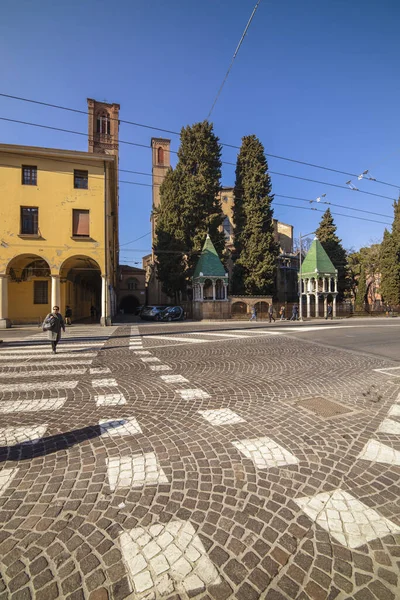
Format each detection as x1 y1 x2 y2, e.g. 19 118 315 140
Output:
1 0 399 265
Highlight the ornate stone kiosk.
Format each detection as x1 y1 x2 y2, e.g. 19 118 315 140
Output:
192 235 230 320
300 238 338 318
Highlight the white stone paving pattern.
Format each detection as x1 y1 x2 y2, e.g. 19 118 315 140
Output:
0 353 97 361
0 398 67 413
0 367 87 378
95 393 127 406
177 388 211 401
0 380 78 393
160 375 189 383
0 468 19 497
388 404 400 418
133 351 151 356
120 520 221 596
141 357 160 363
149 365 171 371
0 425 48 446
89 367 111 375
199 408 246 425
295 489 400 549
232 436 299 469
107 452 169 491
378 418 400 435
358 439 400 466
99 417 143 437
91 378 118 388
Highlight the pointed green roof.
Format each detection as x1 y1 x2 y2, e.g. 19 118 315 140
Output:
193 235 227 279
300 238 337 276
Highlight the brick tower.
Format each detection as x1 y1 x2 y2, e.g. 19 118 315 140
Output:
87 99 120 160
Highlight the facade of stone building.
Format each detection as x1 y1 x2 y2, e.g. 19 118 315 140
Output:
118 265 146 313
0 98 120 327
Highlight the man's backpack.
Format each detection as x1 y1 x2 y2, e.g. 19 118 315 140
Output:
43 314 57 331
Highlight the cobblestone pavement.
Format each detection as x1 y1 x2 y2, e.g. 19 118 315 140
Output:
0 321 400 600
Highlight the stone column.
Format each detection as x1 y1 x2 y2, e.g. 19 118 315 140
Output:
212 281 216 301
333 295 337 317
199 283 204 301
51 275 60 310
101 275 107 326
323 278 326 293
223 283 228 300
334 278 338 293
0 274 10 329
324 295 328 318
315 292 319 317
306 293 311 318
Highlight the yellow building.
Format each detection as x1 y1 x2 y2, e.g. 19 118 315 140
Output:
0 140 119 327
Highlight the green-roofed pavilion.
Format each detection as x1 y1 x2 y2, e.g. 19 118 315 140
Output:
193 235 229 301
299 237 338 318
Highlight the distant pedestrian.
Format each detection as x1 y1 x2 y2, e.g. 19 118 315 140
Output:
386 304 392 318
290 304 299 321
249 306 257 322
43 306 65 354
326 303 333 320
279 306 286 321
268 304 275 323
65 305 72 325
90 305 96 322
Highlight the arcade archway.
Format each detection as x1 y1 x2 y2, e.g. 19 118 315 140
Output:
60 256 102 322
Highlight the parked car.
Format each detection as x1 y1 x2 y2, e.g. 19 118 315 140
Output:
161 306 185 322
140 306 168 321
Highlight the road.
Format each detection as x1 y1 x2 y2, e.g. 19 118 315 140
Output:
0 318 399 600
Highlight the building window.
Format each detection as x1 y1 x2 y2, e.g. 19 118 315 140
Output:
22 166 37 186
73 209 90 237
20 207 39 235
223 216 231 240
74 170 88 189
97 113 110 135
34 281 48 304
157 147 164 165
127 278 138 291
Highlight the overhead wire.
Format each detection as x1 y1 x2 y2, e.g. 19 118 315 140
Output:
1 93 399 189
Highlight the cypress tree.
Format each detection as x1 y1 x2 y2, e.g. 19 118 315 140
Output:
315 209 348 299
380 200 400 305
232 135 279 295
155 121 225 297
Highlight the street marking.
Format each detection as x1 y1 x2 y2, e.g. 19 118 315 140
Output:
99 418 142 437
373 366 400 378
0 367 87 378
144 336 206 344
378 418 400 435
232 436 299 469
149 365 171 371
232 329 283 336
0 359 93 368
0 425 47 446
177 388 211 401
388 405 400 417
141 357 160 363
189 332 256 339
0 353 97 361
120 520 221 596
295 489 400 549
133 351 152 356
92 378 118 388
0 381 78 393
199 408 245 425
107 453 168 491
89 367 111 375
95 393 127 406
0 398 67 413
358 439 400 466
0 344 103 354
0 468 19 497
160 375 189 383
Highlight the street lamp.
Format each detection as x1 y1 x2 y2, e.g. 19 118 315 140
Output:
298 231 315 321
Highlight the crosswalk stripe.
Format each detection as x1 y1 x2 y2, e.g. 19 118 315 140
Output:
190 331 263 339
0 425 48 445
0 359 93 368
144 335 205 344
0 367 87 379
0 352 97 360
0 381 78 393
0 398 67 413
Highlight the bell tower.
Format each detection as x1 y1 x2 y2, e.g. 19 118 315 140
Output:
87 98 120 160
151 137 171 254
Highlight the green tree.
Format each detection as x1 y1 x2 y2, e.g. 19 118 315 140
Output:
380 201 400 305
231 135 279 295
348 243 381 309
155 121 225 298
315 208 348 299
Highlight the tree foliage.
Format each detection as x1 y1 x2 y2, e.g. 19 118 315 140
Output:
315 209 348 299
231 135 279 295
380 200 400 305
348 243 381 308
155 121 225 298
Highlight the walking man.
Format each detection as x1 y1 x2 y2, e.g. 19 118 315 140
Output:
279 306 286 321
44 306 65 354
290 303 299 321
249 306 257 322
65 305 72 326
268 304 275 323
326 303 333 320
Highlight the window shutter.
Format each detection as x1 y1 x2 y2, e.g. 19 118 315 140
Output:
73 210 90 236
